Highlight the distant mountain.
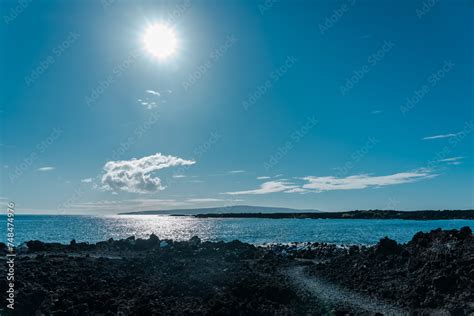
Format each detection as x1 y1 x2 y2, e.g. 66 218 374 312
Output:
194 209 474 220
119 205 320 215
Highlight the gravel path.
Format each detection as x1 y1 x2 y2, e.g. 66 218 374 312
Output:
285 265 409 315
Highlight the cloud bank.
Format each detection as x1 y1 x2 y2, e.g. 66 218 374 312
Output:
101 153 195 194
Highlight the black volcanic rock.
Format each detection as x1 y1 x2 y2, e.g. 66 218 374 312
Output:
310 227 474 314
375 237 402 255
26 240 46 252
0 236 326 315
2 228 472 314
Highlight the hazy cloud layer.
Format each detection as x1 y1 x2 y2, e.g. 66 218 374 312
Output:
101 153 195 194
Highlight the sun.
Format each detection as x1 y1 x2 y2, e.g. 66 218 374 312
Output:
143 23 177 60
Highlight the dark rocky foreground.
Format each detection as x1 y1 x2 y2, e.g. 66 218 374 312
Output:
310 226 474 315
0 227 472 315
0 236 326 315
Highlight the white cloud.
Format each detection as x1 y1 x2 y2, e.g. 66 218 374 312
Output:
37 166 55 172
284 187 309 194
172 174 186 178
225 180 298 195
302 169 435 192
438 156 464 162
422 133 459 140
371 110 382 114
229 170 246 174
224 169 435 195
257 176 271 180
139 100 158 109
101 153 195 194
146 89 161 96
81 178 93 183
187 198 224 203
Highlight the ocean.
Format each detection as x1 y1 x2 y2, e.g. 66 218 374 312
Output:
1 215 473 246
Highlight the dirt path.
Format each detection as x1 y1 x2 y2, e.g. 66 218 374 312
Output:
285 265 409 316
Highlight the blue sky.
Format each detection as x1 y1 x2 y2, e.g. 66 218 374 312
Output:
0 0 473 214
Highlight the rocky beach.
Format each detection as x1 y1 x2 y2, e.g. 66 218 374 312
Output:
1 227 472 315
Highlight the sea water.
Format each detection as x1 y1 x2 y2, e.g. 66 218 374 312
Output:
0 215 472 246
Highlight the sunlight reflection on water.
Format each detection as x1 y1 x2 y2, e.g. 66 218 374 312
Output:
1 215 473 246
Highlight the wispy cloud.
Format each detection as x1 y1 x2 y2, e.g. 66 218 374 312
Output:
138 89 172 109
81 178 93 183
187 198 224 203
371 110 382 114
225 180 298 195
302 169 435 192
224 169 435 195
146 89 161 96
422 133 460 140
37 166 55 172
438 156 465 165
101 153 195 194
257 176 271 180
172 174 186 178
138 99 157 109
438 156 464 162
229 170 245 174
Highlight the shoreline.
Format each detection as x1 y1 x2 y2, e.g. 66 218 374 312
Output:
0 227 472 314
192 209 474 220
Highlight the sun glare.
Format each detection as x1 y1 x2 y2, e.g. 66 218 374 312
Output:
143 23 177 60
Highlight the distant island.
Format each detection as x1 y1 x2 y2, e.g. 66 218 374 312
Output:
194 209 474 220
120 205 320 215
120 206 474 220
